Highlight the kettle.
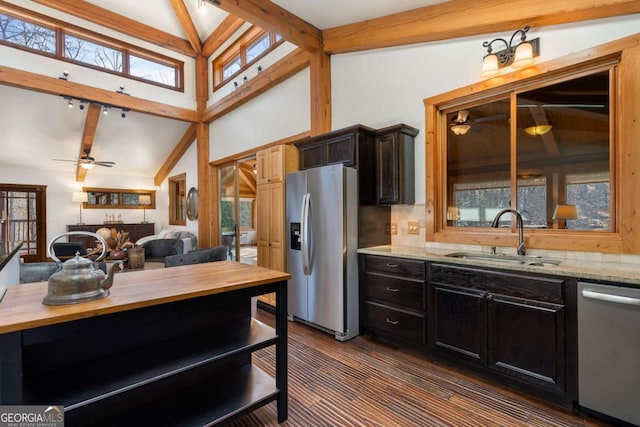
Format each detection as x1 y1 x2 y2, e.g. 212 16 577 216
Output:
43 231 115 305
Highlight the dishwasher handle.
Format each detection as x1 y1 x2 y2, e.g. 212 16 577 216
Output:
581 289 640 307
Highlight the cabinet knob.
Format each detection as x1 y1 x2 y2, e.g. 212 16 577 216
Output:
385 318 399 325
386 263 399 268
386 287 399 292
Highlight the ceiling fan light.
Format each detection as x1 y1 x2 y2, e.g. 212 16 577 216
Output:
524 125 552 136
80 163 94 170
512 42 534 68
451 124 471 136
480 54 499 78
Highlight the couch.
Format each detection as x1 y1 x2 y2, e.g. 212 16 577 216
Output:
19 262 60 284
140 238 184 263
164 246 228 268
136 229 197 254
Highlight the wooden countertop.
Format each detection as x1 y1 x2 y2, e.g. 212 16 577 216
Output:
0 261 290 335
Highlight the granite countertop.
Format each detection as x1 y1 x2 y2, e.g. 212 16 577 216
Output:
0 241 23 271
358 245 640 286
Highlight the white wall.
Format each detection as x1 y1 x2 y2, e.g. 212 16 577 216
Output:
209 68 310 161
332 14 640 206
0 166 157 246
157 142 199 235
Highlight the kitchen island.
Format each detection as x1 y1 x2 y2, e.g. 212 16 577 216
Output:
0 260 290 426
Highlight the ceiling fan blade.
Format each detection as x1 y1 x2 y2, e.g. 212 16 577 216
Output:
94 161 116 167
473 113 508 123
52 158 80 163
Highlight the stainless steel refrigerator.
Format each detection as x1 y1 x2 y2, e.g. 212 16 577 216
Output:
286 164 359 341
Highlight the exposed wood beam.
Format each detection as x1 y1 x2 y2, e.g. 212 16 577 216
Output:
207 0 322 52
0 65 198 122
238 168 257 193
154 124 198 186
322 0 640 54
76 103 102 182
197 122 213 247
310 51 331 136
169 0 202 54
32 0 196 57
203 48 311 122
202 15 246 57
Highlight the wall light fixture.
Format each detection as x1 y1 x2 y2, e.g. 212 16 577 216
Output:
481 26 540 78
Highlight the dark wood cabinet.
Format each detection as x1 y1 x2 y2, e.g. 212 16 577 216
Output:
295 124 376 171
67 223 155 249
360 254 426 348
429 262 576 403
375 124 419 205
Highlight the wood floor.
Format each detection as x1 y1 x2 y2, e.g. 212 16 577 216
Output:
229 309 612 427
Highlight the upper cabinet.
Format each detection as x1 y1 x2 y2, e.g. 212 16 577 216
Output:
375 124 419 205
294 124 418 206
256 145 298 185
295 124 376 170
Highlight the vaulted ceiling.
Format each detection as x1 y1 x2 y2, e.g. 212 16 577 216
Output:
1 0 638 182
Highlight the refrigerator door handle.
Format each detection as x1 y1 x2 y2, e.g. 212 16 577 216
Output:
301 193 311 275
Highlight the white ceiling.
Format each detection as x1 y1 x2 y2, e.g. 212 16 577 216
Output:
0 0 446 180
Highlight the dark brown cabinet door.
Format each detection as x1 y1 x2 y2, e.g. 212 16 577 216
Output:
487 294 565 394
429 283 487 366
299 142 324 170
375 124 418 205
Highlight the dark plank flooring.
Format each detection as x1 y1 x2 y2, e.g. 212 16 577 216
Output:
229 309 611 427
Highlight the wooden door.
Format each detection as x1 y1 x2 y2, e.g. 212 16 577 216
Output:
0 184 46 262
268 182 285 271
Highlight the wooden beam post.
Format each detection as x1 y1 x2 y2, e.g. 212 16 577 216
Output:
310 50 331 135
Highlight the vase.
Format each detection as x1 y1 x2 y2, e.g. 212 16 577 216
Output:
109 249 126 260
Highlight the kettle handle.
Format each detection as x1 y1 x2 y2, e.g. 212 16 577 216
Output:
48 231 108 263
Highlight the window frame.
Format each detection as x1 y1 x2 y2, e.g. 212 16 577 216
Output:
424 56 626 253
212 25 284 90
0 6 184 91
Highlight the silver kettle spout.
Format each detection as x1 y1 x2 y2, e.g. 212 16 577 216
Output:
100 262 115 290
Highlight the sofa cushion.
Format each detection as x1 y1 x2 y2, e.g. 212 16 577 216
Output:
141 238 183 262
164 246 228 268
20 262 61 284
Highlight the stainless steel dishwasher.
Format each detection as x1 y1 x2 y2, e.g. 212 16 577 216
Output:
578 281 640 425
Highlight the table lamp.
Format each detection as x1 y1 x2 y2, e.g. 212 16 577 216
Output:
72 191 88 225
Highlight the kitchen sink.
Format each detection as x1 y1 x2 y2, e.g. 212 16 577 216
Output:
444 251 561 266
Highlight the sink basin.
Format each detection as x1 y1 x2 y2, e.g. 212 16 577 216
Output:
445 251 561 267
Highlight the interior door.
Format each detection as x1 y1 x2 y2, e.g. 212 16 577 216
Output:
217 157 257 263
0 184 46 262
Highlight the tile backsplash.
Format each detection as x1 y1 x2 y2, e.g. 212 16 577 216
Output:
391 204 640 266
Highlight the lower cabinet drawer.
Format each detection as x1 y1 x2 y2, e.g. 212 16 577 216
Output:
365 273 424 311
364 302 425 345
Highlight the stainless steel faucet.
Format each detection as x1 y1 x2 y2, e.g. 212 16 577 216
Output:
491 209 526 255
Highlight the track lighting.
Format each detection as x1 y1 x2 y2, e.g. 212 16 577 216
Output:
257 65 262 73
234 81 238 89
480 26 540 78
59 71 69 80
60 96 128 118
243 75 248 83
116 85 129 95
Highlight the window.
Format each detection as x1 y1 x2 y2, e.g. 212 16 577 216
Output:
0 13 55 52
0 8 183 91
443 69 612 233
83 187 156 209
64 33 123 72
212 26 284 89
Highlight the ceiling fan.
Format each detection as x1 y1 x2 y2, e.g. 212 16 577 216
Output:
450 110 509 135
53 148 116 170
